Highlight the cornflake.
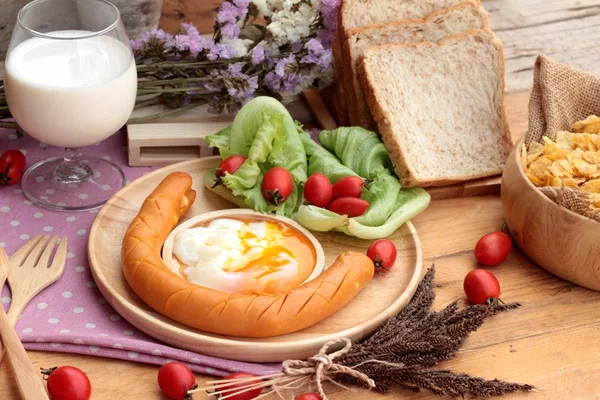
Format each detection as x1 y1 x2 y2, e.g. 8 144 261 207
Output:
521 115 600 209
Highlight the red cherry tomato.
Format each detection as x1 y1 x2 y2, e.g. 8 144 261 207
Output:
262 167 294 206
326 197 369 217
213 155 247 187
304 173 332 207
157 362 196 400
220 372 263 400
42 366 92 400
295 394 323 400
474 232 512 266
367 239 397 271
331 176 365 201
0 150 26 186
463 269 501 305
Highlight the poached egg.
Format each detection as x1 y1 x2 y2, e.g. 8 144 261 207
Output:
171 217 316 294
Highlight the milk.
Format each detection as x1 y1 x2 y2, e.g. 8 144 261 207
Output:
5 31 137 148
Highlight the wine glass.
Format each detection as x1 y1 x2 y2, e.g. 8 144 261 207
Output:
4 0 137 211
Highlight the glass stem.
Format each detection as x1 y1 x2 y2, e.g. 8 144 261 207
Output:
55 147 91 184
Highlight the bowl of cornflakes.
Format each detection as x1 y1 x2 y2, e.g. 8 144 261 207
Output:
501 116 600 291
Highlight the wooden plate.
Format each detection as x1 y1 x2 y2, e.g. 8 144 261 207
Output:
88 157 423 362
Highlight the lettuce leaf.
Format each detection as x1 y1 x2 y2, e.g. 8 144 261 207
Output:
336 187 431 239
319 127 393 180
205 97 308 218
299 130 359 183
354 171 402 227
295 205 349 232
206 126 233 159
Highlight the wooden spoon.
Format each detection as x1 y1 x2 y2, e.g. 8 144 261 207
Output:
0 247 50 399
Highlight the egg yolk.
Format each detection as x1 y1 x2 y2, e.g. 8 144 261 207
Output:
171 217 316 295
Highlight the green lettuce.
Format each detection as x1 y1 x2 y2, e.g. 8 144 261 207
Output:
319 127 393 180
353 171 402 227
299 131 359 183
205 97 307 217
337 188 431 239
205 97 430 239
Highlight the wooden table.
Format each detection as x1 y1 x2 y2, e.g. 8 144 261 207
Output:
2 1 600 399
3 95 600 400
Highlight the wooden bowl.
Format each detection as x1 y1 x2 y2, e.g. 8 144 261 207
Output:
162 208 326 285
501 137 600 290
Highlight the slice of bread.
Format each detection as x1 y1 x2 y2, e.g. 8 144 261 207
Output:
337 0 473 126
359 29 511 187
344 1 489 130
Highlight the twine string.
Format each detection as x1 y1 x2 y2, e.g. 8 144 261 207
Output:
280 338 376 400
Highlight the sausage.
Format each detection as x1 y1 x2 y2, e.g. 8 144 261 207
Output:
121 172 374 337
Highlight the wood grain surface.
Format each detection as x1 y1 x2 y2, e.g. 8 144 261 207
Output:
3 91 600 399
87 157 421 362
155 0 600 94
2 1 600 398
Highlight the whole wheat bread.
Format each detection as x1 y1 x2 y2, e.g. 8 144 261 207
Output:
344 1 489 130
359 29 511 187
333 0 473 126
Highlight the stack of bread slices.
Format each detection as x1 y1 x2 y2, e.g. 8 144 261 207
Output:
332 0 512 188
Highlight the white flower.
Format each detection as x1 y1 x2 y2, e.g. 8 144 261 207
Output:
266 0 319 46
252 0 270 16
221 38 252 57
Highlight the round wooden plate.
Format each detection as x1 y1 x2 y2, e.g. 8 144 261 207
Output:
88 157 423 362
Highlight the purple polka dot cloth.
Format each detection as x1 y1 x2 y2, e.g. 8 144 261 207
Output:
0 127 279 377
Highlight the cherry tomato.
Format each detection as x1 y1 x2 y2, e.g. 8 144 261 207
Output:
220 372 263 400
157 362 196 400
463 269 501 305
304 173 332 207
327 197 369 217
367 239 397 271
262 167 294 206
213 155 247 188
296 394 323 400
475 232 512 266
41 366 92 400
331 176 365 201
0 150 26 186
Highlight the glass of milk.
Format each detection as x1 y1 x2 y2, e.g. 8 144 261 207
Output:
4 0 137 211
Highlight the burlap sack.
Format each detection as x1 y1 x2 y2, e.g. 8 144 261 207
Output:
525 55 600 220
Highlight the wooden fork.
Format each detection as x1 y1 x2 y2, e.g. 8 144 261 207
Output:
0 235 68 362
0 247 51 399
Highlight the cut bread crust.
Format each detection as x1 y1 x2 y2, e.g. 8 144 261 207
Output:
331 32 350 125
344 1 489 130
359 29 512 187
337 0 471 126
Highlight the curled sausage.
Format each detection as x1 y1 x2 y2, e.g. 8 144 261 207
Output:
121 172 374 337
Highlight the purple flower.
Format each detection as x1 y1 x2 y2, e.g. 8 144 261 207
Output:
140 28 172 43
317 49 332 70
130 38 143 51
204 63 258 107
173 35 191 51
305 38 324 56
318 0 342 30
207 43 234 61
291 42 304 53
221 23 241 39
181 23 200 39
217 2 239 24
216 0 248 26
275 55 296 77
250 46 265 64
317 0 342 47
267 55 305 93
